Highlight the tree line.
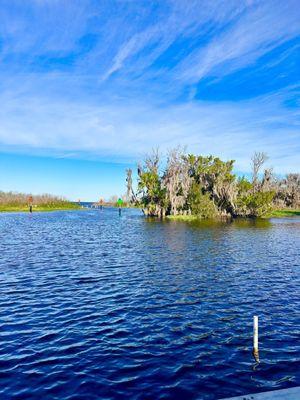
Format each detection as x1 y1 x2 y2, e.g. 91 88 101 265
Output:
126 149 300 218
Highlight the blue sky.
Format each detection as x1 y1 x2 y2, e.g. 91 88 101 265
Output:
0 0 299 200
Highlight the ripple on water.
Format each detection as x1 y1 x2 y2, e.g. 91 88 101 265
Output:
0 209 299 399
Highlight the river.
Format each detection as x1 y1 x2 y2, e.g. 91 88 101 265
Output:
0 208 299 399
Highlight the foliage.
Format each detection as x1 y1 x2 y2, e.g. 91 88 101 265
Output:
237 177 253 193
138 166 167 217
184 155 236 216
133 149 298 219
236 176 275 217
237 191 275 217
187 182 217 218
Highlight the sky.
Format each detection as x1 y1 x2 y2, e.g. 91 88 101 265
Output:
0 0 299 200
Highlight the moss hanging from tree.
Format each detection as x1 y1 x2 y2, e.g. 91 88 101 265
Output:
131 149 298 219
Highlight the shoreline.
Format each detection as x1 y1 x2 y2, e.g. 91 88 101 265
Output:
0 206 83 213
264 209 300 218
0 207 299 218
165 209 300 222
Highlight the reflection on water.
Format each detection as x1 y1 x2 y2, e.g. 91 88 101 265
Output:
0 208 299 400
161 216 272 229
230 217 272 229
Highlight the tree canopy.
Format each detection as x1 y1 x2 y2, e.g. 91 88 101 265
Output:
129 149 299 219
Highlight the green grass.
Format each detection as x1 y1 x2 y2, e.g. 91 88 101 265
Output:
166 214 199 222
0 203 82 212
166 209 300 221
266 209 300 218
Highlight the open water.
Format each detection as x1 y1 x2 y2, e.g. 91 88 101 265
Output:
0 208 299 399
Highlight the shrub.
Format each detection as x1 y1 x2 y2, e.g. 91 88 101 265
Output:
187 183 217 218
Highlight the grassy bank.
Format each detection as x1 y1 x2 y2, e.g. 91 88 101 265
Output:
166 215 199 222
166 209 300 221
0 191 82 212
266 209 300 218
0 203 81 212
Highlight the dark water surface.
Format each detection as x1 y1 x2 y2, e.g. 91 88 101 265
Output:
0 209 299 400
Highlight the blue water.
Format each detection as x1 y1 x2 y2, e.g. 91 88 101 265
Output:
0 208 299 400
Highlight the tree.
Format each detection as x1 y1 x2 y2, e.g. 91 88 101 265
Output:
126 168 138 204
251 152 268 192
187 182 217 218
240 191 275 217
162 147 191 215
275 173 300 208
261 168 275 191
134 149 298 219
285 173 300 207
138 149 167 217
184 155 237 216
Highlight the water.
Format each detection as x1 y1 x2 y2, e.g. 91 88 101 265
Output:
0 209 299 400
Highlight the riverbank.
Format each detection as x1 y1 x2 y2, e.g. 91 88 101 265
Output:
266 209 300 218
166 214 199 222
0 191 82 213
165 209 300 222
0 204 82 212
1 205 299 217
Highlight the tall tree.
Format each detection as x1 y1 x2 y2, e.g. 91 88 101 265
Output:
162 147 191 215
251 152 268 192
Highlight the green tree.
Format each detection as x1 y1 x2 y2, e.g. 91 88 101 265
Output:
236 177 274 217
187 182 217 218
184 155 236 216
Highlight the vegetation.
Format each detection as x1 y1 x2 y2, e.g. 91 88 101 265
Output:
126 149 300 219
0 191 80 212
166 214 199 222
266 209 300 218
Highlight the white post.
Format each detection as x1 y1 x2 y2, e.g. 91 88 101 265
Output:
253 315 259 362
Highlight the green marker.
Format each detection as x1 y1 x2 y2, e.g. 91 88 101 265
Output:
117 198 123 215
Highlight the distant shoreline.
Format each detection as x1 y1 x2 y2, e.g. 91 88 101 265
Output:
0 205 82 213
0 192 83 213
0 206 299 218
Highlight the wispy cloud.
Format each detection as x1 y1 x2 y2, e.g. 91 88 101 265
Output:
177 0 300 83
0 0 299 175
101 0 249 80
0 0 92 59
99 0 300 86
0 76 299 172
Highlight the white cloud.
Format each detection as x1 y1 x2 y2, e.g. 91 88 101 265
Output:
99 0 300 85
0 0 94 58
0 0 299 177
101 0 249 80
176 1 300 82
0 83 299 173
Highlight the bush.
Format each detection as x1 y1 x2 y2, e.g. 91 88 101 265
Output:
237 191 275 217
188 183 217 218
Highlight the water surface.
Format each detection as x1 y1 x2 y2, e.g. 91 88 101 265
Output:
0 209 299 399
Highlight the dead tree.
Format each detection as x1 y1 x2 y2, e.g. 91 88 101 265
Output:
261 168 275 191
125 168 133 202
144 147 160 175
251 152 268 192
284 173 300 207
